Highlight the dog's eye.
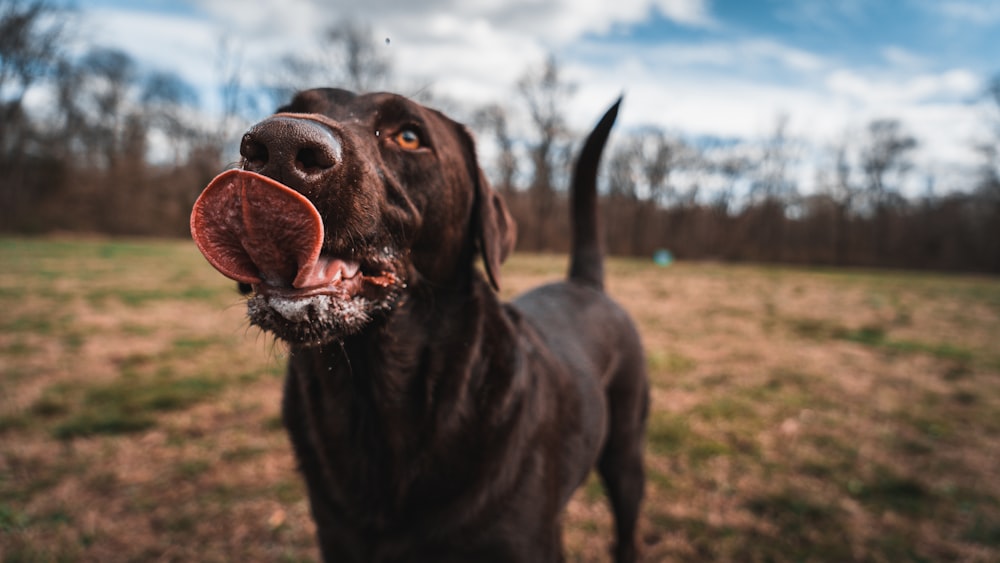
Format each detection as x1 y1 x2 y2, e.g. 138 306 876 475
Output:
393 129 422 150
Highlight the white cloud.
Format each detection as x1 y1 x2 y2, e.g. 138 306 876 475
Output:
198 0 712 46
934 0 1000 25
881 46 928 69
135 0 717 113
654 0 717 28
720 38 827 72
826 68 981 107
198 0 330 39
80 8 228 109
67 0 991 194
772 0 867 31
556 44 985 196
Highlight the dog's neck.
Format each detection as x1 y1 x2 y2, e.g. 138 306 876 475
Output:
287 270 517 437
283 272 527 524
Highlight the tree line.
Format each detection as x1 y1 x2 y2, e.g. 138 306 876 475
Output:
2 0 998 272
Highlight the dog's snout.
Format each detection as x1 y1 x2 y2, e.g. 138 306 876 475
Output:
240 117 342 188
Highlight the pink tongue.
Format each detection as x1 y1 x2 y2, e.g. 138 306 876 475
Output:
190 169 328 288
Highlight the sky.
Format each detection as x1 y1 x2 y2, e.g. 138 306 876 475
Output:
65 0 1000 193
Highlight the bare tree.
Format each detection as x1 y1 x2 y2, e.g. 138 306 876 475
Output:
0 0 70 230
750 113 796 204
474 103 518 194
743 114 798 261
517 55 576 250
712 152 752 213
43 45 205 233
326 20 390 92
0 0 66 111
859 118 917 261
61 48 199 168
829 141 859 264
637 129 677 206
973 73 1000 271
860 119 917 210
606 142 638 199
974 74 1000 202
264 20 391 107
604 141 638 254
142 70 199 164
629 128 688 255
77 47 139 171
263 53 325 108
706 148 752 257
214 35 260 152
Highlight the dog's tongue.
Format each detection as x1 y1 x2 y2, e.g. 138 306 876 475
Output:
190 169 342 289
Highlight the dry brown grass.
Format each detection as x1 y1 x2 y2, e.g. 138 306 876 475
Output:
2 239 999 562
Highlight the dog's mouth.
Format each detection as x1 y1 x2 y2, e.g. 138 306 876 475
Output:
190 169 404 344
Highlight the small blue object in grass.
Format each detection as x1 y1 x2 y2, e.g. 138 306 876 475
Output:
653 249 673 267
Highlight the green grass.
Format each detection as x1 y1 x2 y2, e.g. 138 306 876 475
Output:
46 374 225 440
787 316 980 364
646 412 691 455
174 459 213 480
850 469 935 517
744 488 845 530
0 503 30 532
646 349 697 374
692 395 756 421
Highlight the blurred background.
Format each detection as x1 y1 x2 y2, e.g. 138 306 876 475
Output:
3 2 1000 561
2 0 999 271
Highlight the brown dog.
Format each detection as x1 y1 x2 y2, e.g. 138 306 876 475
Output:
191 88 648 562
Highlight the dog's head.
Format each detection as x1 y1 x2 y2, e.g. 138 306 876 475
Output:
190 88 515 345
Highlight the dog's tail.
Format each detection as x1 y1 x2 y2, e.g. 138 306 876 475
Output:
567 96 622 291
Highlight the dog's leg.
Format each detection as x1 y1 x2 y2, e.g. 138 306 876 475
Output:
598 364 649 563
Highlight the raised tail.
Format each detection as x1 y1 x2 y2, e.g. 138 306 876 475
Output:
567 96 622 290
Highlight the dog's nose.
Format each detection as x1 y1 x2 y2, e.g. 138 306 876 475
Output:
239 117 342 190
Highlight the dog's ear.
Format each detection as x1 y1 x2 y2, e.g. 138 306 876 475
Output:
474 168 516 291
454 123 516 290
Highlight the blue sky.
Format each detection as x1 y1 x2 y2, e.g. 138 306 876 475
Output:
614 0 999 71
64 0 1000 192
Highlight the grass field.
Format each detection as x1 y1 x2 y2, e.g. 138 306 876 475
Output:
2 237 999 562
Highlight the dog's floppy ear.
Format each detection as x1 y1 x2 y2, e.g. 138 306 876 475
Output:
455 123 516 290
474 168 516 290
